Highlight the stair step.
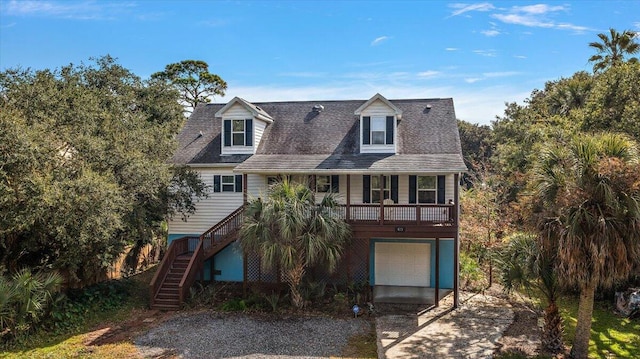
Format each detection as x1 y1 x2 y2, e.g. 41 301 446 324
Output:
156 292 179 300
151 304 180 311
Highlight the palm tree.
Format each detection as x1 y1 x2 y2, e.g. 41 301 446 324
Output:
533 133 640 358
589 28 639 73
500 232 564 353
239 179 351 309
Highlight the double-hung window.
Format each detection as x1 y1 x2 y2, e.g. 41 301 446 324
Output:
213 174 243 193
232 119 246 146
221 175 236 192
223 118 253 148
417 176 437 203
370 117 386 144
315 175 339 193
371 175 391 203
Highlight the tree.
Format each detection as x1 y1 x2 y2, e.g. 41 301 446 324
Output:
581 62 640 142
239 179 351 309
0 56 205 286
588 28 639 73
532 133 640 358
151 60 227 113
500 232 564 353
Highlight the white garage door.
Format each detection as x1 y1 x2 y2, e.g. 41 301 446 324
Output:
375 242 430 287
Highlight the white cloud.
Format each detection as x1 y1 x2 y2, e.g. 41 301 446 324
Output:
465 78 482 83
512 4 566 14
417 71 440 78
371 36 390 46
473 49 497 57
449 2 495 17
2 0 136 20
481 29 500 36
445 47 459 51
491 4 590 33
482 71 520 78
513 55 527 59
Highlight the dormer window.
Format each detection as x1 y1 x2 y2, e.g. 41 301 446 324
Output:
223 118 253 148
355 94 401 154
364 116 394 145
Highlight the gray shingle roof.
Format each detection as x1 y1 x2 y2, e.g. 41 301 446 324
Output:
172 97 467 173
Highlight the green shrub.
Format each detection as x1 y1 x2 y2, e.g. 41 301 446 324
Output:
460 251 486 290
220 298 247 312
0 269 63 342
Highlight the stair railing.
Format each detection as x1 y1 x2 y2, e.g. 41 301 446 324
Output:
149 236 190 307
200 205 245 254
178 239 203 304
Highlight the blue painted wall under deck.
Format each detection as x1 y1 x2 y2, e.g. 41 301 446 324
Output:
168 234 243 282
369 238 454 288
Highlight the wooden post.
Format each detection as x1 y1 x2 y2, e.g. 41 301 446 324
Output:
379 175 384 224
453 173 460 309
346 174 351 222
243 174 248 205
435 237 440 307
243 252 248 297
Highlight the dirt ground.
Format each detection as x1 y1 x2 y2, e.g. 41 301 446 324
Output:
81 285 545 358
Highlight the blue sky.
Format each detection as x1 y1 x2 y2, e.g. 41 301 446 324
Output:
1 1 638 124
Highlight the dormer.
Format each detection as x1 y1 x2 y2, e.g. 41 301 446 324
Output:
215 97 273 155
355 93 402 154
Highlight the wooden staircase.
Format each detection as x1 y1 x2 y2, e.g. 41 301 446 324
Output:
150 206 244 310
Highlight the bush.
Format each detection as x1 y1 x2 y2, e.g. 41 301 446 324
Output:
0 269 63 342
460 251 486 290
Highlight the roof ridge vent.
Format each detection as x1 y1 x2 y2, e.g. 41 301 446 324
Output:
312 104 324 112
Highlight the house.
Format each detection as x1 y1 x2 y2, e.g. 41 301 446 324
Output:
150 93 467 310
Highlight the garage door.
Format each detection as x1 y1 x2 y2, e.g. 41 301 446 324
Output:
374 242 430 287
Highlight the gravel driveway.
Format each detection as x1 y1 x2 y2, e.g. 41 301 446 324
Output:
135 311 372 358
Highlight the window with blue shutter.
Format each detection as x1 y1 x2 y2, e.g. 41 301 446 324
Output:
362 116 371 145
331 175 339 193
235 175 243 193
391 175 398 203
437 175 446 204
223 120 231 147
386 116 394 144
409 175 417 203
363 175 371 203
245 119 253 146
213 175 221 192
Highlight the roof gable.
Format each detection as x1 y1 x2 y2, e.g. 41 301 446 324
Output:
354 93 403 119
215 97 273 122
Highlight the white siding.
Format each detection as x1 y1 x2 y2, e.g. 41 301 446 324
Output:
169 167 244 235
223 103 252 118
253 120 267 153
360 99 397 154
446 174 455 204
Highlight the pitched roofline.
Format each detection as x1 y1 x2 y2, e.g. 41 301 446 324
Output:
214 96 274 122
354 93 403 119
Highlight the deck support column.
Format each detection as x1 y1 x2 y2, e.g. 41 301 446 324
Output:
243 174 248 205
435 237 440 306
453 173 460 309
379 174 384 224
346 175 351 222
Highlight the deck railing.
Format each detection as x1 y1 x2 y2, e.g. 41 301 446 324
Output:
335 203 456 225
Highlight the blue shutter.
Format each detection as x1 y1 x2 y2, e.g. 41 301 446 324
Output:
409 175 417 203
235 175 243 193
363 175 371 203
331 175 339 193
213 175 221 192
223 120 231 147
391 175 398 203
386 116 394 145
437 175 446 204
245 119 253 147
362 116 371 145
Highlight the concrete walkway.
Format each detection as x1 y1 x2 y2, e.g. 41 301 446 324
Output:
376 292 514 359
